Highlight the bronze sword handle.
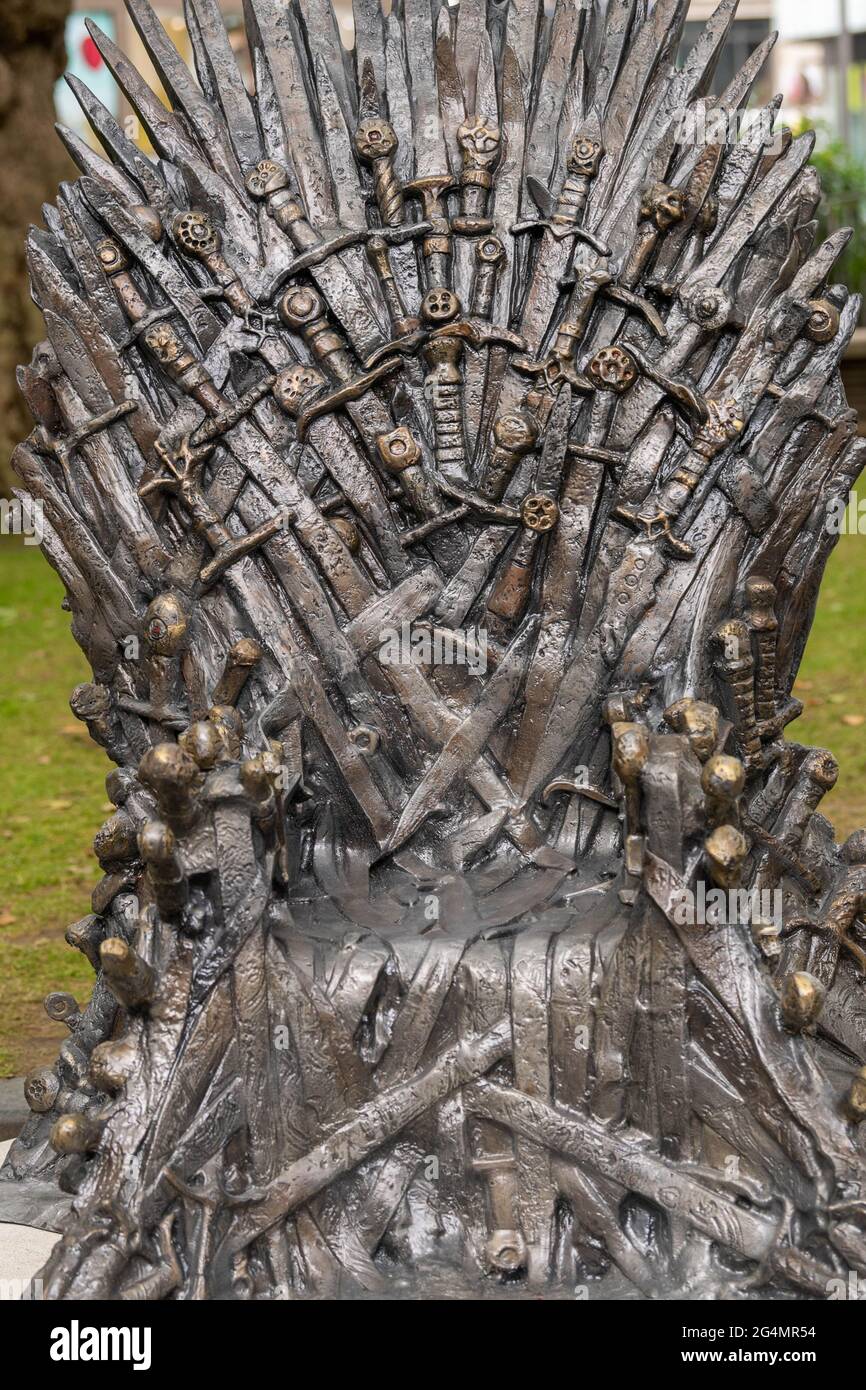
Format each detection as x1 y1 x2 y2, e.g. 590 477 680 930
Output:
404 174 458 289
470 235 506 319
277 284 356 383
173 210 253 318
376 426 441 518
478 411 539 501
745 576 778 730
365 236 419 338
245 159 314 249
420 289 467 474
487 494 559 622
713 619 762 768
452 115 501 236
551 130 604 228
353 118 404 226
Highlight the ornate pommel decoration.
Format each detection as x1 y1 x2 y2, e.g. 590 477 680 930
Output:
568 131 604 179
680 282 734 332
271 364 326 418
244 159 291 199
453 115 501 235
142 323 181 365
520 493 559 532
354 116 399 162
23 1066 60 1114
95 237 129 275
420 288 461 326
640 181 687 231
477 234 506 266
586 345 638 394
376 425 422 473
805 297 840 343
173 209 220 259
278 286 322 327
692 397 744 459
457 114 501 165
493 411 539 454
354 117 403 226
144 592 189 657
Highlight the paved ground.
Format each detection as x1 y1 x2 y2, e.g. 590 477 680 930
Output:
0 1079 27 1142
0 1140 60 1297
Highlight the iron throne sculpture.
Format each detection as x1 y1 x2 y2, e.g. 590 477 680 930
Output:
3 0 866 1301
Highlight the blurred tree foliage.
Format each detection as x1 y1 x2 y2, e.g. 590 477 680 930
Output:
0 1 73 497
797 121 866 319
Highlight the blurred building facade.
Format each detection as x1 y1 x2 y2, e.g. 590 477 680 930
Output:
54 1 866 156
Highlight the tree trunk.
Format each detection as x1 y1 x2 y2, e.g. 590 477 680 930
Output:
0 0 72 495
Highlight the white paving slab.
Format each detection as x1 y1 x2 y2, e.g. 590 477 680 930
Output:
0 1140 60 1297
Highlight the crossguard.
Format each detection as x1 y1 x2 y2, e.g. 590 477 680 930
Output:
295 358 402 441
556 276 668 339
541 778 618 809
510 218 610 256
364 317 526 369
140 435 215 500
511 354 593 393
435 475 522 525
262 222 434 301
612 503 695 558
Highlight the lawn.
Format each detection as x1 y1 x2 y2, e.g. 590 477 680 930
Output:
0 531 865 1077
0 538 109 1077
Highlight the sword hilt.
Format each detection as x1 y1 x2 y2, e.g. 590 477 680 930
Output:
376 425 441 518
452 115 501 235
354 117 404 226
478 411 539 501
551 129 604 227
173 210 253 318
487 493 558 622
404 174 457 288
278 284 356 382
470 235 506 319
744 576 778 730
365 236 419 338
713 619 762 768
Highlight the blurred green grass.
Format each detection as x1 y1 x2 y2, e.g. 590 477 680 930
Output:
0 537 108 1077
791 532 866 838
0 531 865 1076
